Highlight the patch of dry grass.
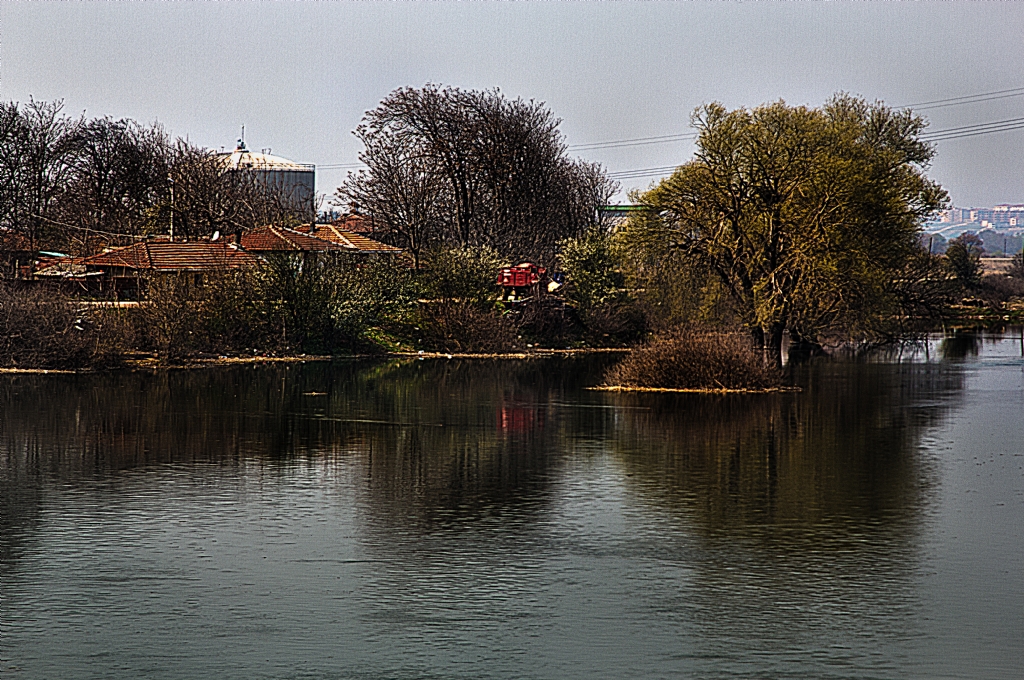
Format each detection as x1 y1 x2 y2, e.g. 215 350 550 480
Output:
603 328 783 391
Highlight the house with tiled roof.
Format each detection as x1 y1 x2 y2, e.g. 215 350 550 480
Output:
83 239 257 274
239 225 348 254
74 238 257 295
333 214 375 235
294 224 403 254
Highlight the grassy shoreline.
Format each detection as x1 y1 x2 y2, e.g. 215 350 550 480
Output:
0 347 632 374
588 385 801 394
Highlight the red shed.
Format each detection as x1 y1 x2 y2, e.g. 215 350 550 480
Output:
497 263 546 288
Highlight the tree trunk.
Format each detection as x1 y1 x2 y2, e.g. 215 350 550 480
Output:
751 326 765 350
763 323 785 368
788 329 824 354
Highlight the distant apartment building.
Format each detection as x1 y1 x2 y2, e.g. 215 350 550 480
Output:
926 204 1024 253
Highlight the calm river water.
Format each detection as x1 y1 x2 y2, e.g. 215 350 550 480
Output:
2 334 1023 679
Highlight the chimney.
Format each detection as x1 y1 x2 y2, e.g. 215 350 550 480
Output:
233 230 242 245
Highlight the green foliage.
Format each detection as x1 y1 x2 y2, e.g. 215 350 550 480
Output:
253 254 416 353
945 233 984 289
420 245 505 306
557 229 647 343
558 229 621 313
614 211 737 331
330 255 418 337
414 245 518 352
623 94 949 353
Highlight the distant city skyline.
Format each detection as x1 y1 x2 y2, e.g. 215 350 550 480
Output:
2 2 1023 205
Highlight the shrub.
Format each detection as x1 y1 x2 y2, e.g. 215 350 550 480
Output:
137 255 419 358
137 270 267 358
415 245 514 352
558 230 621 314
558 229 650 341
604 328 782 390
418 301 517 353
420 245 504 305
975 274 1024 309
329 255 417 342
0 283 133 369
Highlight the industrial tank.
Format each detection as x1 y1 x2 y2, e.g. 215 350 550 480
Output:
219 141 316 217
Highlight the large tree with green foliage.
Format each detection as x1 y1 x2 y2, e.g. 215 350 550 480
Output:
624 95 948 358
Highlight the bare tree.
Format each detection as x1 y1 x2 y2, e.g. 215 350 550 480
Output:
11 99 83 250
56 117 170 246
0 102 26 232
338 85 616 265
153 139 311 240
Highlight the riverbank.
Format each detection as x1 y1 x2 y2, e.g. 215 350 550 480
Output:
589 385 802 394
0 347 632 374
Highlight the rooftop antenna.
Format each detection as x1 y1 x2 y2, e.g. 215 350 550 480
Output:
237 125 247 151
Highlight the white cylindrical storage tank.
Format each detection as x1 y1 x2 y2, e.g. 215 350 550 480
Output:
219 142 316 218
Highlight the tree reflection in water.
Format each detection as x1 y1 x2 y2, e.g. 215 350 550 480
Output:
602 359 965 670
0 351 976 677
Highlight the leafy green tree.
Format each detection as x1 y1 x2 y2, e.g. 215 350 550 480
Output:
945 233 984 289
558 229 621 316
421 245 505 306
623 95 947 359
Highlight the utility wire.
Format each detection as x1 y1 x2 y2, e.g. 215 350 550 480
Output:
569 133 697 152
920 115 1024 141
898 86 1024 111
608 114 1024 182
316 162 365 170
607 165 680 180
575 85 1024 153
317 96 1024 182
316 85 1024 165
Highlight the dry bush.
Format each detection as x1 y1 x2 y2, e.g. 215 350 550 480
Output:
976 274 1024 308
581 299 647 345
136 271 269 358
514 297 582 347
604 328 781 390
418 301 518 353
0 284 132 368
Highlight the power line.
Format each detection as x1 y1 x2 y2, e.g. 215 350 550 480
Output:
898 86 1024 111
608 114 1024 183
316 105 1024 184
607 165 680 180
575 85 1024 154
317 162 365 170
314 85 1024 167
920 115 1024 141
569 133 697 152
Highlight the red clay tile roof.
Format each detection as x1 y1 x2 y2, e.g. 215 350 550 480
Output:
83 239 257 272
296 224 403 253
332 215 374 234
240 225 347 252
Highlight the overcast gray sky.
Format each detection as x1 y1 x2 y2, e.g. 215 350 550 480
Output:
3 1 1023 206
